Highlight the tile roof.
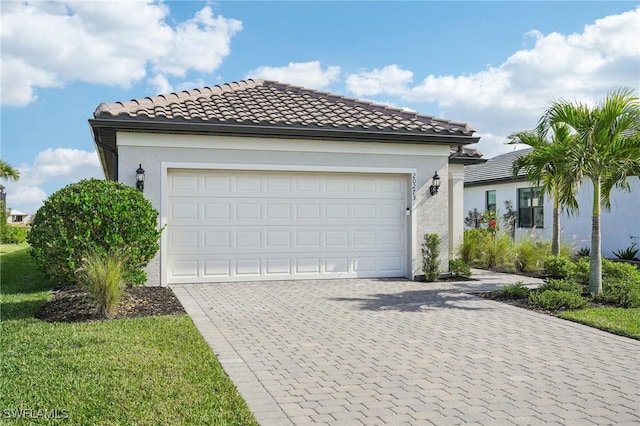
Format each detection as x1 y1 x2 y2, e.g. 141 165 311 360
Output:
94 79 475 137
464 148 532 185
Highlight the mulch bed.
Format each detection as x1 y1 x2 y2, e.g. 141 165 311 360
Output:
35 286 186 323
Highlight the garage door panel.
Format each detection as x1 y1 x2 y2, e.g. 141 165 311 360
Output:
266 231 292 247
204 203 230 220
171 203 199 220
235 259 261 276
266 259 291 275
168 226 404 254
325 257 349 273
203 231 230 248
167 170 407 282
169 259 199 279
203 260 230 277
353 257 376 272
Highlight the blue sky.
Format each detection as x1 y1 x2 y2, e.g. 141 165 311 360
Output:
1 1 639 213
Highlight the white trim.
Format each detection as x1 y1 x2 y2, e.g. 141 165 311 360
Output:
162 161 416 175
160 162 416 286
118 131 446 156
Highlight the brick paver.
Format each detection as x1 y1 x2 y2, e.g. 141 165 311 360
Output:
172 271 640 425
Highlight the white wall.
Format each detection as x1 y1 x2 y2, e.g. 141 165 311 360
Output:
464 177 640 257
117 132 454 285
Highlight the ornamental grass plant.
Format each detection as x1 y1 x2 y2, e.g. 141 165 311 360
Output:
76 249 128 318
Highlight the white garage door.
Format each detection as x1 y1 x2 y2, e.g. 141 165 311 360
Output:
166 169 408 283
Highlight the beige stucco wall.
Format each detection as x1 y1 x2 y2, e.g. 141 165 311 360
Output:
117 132 454 285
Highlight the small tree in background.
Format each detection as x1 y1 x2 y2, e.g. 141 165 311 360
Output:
0 159 20 244
28 179 163 286
502 200 516 240
464 208 485 229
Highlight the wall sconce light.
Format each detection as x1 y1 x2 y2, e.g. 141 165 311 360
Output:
136 164 145 191
429 172 441 196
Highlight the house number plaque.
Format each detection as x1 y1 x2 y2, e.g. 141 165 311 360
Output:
411 173 417 201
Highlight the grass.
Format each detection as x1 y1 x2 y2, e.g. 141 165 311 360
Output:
0 243 257 425
559 308 640 340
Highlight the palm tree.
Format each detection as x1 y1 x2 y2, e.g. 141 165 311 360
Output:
541 88 640 294
0 160 20 182
508 123 579 256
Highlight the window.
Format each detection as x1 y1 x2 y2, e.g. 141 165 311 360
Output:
486 190 496 212
517 187 543 228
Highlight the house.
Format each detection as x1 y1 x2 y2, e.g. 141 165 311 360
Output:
464 148 640 257
7 209 30 224
89 79 481 285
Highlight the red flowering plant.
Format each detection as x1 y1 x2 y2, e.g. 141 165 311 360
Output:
488 218 498 236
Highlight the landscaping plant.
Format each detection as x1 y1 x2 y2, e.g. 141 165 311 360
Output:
538 278 582 295
512 238 548 273
76 249 128 317
612 243 639 260
459 229 487 265
529 290 587 311
544 255 576 279
593 278 640 308
448 259 472 279
421 233 441 282
491 282 530 299
1 225 28 244
480 232 512 270
28 179 163 286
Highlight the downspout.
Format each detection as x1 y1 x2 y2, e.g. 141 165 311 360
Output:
94 130 118 181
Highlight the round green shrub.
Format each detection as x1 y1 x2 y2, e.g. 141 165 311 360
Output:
28 179 162 286
544 255 576 279
539 278 582 295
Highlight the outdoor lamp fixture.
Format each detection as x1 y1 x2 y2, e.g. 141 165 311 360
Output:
136 164 145 191
429 172 441 196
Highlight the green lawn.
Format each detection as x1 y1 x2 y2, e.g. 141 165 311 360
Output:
560 308 640 340
0 243 257 425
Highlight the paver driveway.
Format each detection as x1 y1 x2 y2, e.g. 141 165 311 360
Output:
172 274 640 425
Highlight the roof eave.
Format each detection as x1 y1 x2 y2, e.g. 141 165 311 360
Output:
464 176 528 187
89 118 479 145
449 157 487 165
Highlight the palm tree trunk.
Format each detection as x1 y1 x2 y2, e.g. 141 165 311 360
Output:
552 193 560 255
590 178 603 294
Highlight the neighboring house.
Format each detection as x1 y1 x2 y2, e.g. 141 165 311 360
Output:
7 209 29 224
90 79 481 285
464 149 640 257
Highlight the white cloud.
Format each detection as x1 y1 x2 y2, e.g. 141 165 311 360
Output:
245 61 341 89
0 2 242 106
3 148 103 213
153 6 242 77
4 186 47 214
403 7 640 157
148 74 173 95
33 148 101 179
346 65 413 97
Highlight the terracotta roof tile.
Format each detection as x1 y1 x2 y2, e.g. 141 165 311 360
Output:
94 79 475 137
